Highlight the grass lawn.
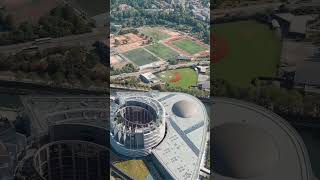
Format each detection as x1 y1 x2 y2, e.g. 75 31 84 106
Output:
123 48 159 66
115 160 149 180
213 20 281 87
146 43 179 60
141 28 170 41
158 68 198 89
172 38 207 55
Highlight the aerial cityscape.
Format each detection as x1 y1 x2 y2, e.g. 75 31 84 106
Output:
213 0 320 180
110 0 210 179
0 0 320 180
0 0 109 180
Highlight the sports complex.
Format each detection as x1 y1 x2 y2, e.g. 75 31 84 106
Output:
110 27 209 70
213 20 281 87
110 91 210 180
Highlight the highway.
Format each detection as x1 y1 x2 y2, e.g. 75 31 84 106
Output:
0 27 106 54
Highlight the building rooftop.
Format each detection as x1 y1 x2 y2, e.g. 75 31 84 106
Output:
21 96 108 136
212 98 312 180
111 91 209 180
295 61 320 86
275 13 315 34
153 92 208 180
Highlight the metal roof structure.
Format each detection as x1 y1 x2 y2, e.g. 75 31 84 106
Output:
21 96 108 136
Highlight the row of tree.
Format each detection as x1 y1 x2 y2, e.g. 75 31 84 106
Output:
111 63 138 76
0 10 14 31
212 77 320 120
0 5 92 45
0 45 107 88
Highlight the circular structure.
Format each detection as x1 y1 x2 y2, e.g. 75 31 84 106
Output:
172 100 196 118
110 96 166 157
33 140 108 180
212 98 313 180
214 123 279 179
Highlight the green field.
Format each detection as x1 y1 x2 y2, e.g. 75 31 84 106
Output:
123 48 159 66
146 43 179 60
158 68 198 89
141 28 170 41
115 160 149 180
213 20 281 87
172 39 207 55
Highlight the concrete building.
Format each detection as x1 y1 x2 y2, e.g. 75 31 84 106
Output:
111 91 209 179
294 61 320 93
273 13 316 39
196 66 208 74
0 116 27 180
13 96 109 180
140 72 160 84
198 81 210 91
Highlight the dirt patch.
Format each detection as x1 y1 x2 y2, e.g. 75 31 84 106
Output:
110 33 148 53
170 72 182 83
161 28 180 37
212 32 228 64
110 55 127 69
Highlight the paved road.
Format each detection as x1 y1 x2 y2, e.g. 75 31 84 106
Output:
110 62 201 80
213 1 320 18
0 27 106 54
213 2 282 16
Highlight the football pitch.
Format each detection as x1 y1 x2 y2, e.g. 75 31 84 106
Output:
158 68 198 89
123 48 159 66
172 38 207 55
213 20 281 87
146 43 179 60
141 28 170 41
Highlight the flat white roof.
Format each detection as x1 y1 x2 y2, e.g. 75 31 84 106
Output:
153 92 209 180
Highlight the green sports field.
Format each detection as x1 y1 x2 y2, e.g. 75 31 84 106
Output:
115 160 149 180
213 20 281 87
172 38 207 55
158 68 198 89
141 28 170 41
146 43 179 60
123 48 159 66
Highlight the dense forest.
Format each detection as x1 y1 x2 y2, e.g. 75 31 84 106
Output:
110 0 210 44
0 5 92 45
0 44 107 88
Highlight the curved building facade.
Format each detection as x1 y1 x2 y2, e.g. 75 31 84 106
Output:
110 96 166 157
33 140 108 180
212 98 313 180
111 91 209 180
